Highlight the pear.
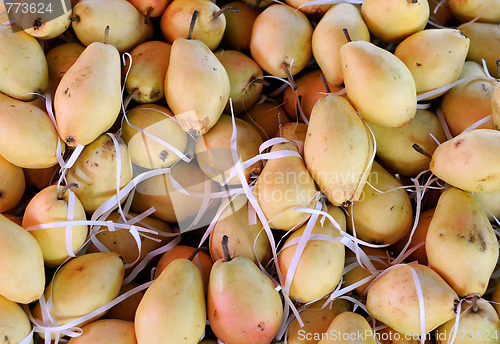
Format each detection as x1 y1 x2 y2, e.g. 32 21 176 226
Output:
214 50 264 115
104 282 144 322
492 78 500 130
135 259 206 344
208 237 283 344
22 184 88 268
461 23 500 78
377 325 427 344
277 123 308 146
0 214 44 304
121 104 187 169
278 205 346 303
250 4 313 77
436 298 500 344
72 0 153 54
0 25 48 101
474 190 500 222
318 312 376 344
426 187 499 297
304 95 373 207
286 299 350 344
285 0 331 20
366 264 459 335
128 0 169 17
221 1 259 51
0 154 25 213
430 129 500 192
347 162 413 245
66 134 133 213
361 0 430 43
46 42 85 93
312 3 370 87
32 252 124 338
448 0 500 23
23 165 59 190
492 281 500 316
242 0 272 7
160 0 226 51
342 248 390 295
55 42 121 147
210 194 272 266
241 101 289 141
394 29 470 97
365 109 445 176
340 40 417 128
253 142 317 230
195 114 263 185
0 295 33 344
125 41 172 104
68 319 136 344
441 61 495 136
0 92 61 169
165 38 230 136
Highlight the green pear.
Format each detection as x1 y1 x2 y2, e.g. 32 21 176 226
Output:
55 42 121 147
68 319 136 344
340 40 417 127
448 0 500 23
253 142 317 231
0 294 33 344
318 312 376 344
72 0 153 54
46 42 86 93
0 25 48 100
426 187 499 297
165 38 229 136
461 23 500 78
135 259 206 344
304 95 373 206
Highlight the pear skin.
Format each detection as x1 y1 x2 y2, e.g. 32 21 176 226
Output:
135 259 206 344
340 41 417 128
0 154 25 213
461 23 500 78
241 102 289 141
277 123 308 146
474 190 500 222
165 38 229 136
68 319 136 344
23 165 59 190
46 42 86 93
128 0 169 17
285 0 331 20
55 42 121 147
492 79 500 130
448 0 500 23
0 295 33 344
221 1 259 51
343 248 390 295
104 282 144 322
318 312 377 344
426 187 499 297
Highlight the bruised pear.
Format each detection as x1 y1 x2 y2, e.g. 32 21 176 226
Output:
318 312 376 344
0 295 33 344
426 187 499 297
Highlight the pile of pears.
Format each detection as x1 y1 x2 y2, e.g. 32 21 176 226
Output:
3 0 500 343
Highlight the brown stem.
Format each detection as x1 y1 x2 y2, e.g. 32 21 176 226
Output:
123 88 140 111
212 7 239 20
104 26 110 45
58 183 78 200
70 16 80 22
188 10 199 40
320 74 331 93
496 59 500 78
469 294 480 312
278 113 283 137
412 144 432 159
144 7 153 25
282 62 297 91
222 235 232 262
187 246 208 261
343 28 352 43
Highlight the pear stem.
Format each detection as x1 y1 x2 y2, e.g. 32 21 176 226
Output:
496 59 500 78
104 26 110 45
144 7 153 25
343 28 352 43
278 113 283 137
58 183 78 200
412 144 432 159
222 235 232 262
70 16 80 22
123 88 140 111
187 10 199 40
212 7 239 20
320 74 331 93
282 62 297 91
187 246 208 261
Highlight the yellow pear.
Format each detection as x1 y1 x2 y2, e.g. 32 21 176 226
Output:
241 101 289 141
278 205 346 303
209 194 272 265
366 264 459 335
253 142 317 230
448 0 500 23
135 259 206 344
72 0 153 54
304 95 373 206
286 299 350 344
0 154 25 213
277 123 308 146
342 248 390 295
250 4 313 77
66 134 133 213
347 162 413 245
492 78 500 130
394 29 470 97
361 0 430 43
68 319 137 344
377 325 429 344
104 282 144 322
127 0 169 17
165 38 230 135
474 190 500 222
214 50 264 115
0 294 33 344
318 312 376 344
121 104 187 169
441 61 495 136
312 3 370 86
195 114 263 185
340 40 417 128
46 42 86 93
426 187 499 297
0 214 44 304
461 23 500 78
492 281 500 316
55 41 121 147
125 41 171 104
430 129 500 192
0 92 61 168
221 1 259 51
22 184 88 268
0 25 48 100
286 0 332 20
